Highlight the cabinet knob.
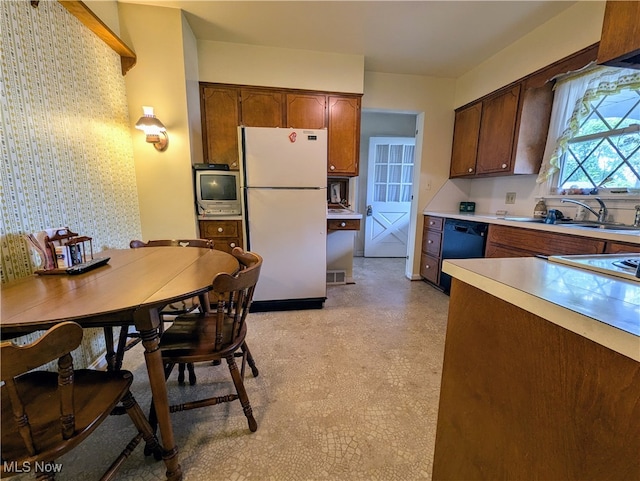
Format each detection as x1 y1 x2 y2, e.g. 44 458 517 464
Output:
217 227 223 233
468 167 473 173
231 162 237 167
427 240 433 244
340 222 346 227
330 165 335 171
501 163 507 169
425 265 430 269
230 243 236 248
429 221 435 225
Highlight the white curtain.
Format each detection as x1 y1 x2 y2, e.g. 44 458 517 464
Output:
536 65 640 188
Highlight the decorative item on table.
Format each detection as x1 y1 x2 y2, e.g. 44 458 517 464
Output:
459 201 476 213
26 227 109 275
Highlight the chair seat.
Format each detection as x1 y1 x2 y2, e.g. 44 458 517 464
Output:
159 313 246 363
1 369 133 465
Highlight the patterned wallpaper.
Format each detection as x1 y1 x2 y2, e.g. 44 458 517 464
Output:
1 1 142 366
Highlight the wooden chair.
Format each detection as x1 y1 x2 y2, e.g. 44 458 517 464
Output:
104 239 215 377
0 322 162 480
151 247 262 434
127 239 260 386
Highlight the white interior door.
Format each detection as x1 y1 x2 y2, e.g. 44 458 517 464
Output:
364 137 415 257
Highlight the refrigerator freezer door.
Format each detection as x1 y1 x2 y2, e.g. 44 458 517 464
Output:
243 127 327 188
246 187 327 302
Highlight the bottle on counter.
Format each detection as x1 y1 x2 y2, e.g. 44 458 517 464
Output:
533 199 547 219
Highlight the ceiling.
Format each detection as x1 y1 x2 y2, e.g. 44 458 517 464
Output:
117 1 579 77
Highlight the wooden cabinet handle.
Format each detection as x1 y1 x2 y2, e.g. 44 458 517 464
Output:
217 227 223 233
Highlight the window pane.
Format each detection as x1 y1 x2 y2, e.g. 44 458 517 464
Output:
374 184 386 202
389 165 402 183
389 145 403 163
401 184 413 202
376 145 389 164
375 164 388 183
556 83 640 190
388 184 400 202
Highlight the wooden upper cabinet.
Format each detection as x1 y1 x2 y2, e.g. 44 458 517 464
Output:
201 85 241 170
240 88 285 127
449 44 599 179
328 95 361 176
450 103 482 177
476 85 520 175
286 93 326 129
598 1 640 69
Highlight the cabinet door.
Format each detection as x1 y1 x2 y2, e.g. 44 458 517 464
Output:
328 95 361 176
476 85 521 175
287 93 326 129
201 85 240 169
598 1 640 69
240 88 284 127
450 103 482 177
604 241 640 254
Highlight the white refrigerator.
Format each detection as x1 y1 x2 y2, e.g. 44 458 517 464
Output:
240 127 327 310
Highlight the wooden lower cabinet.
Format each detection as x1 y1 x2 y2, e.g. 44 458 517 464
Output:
604 241 640 254
198 219 243 254
420 215 444 286
485 224 606 257
433 280 640 481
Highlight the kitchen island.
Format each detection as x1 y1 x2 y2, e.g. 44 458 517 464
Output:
432 257 640 481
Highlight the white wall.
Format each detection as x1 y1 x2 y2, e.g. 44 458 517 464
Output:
119 3 199 240
362 72 458 277
198 40 364 93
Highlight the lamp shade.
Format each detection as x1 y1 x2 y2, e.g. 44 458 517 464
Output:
134 106 168 151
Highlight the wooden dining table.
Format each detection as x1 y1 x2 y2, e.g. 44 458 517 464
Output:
1 246 239 481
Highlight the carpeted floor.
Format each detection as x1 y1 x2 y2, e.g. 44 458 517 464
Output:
27 257 450 480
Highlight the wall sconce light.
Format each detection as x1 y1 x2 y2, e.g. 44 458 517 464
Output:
135 106 168 151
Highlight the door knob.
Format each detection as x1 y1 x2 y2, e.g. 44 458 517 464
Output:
366 205 373 216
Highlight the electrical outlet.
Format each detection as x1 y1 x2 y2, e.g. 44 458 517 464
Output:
505 192 516 204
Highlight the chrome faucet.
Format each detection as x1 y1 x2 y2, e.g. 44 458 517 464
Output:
560 197 608 223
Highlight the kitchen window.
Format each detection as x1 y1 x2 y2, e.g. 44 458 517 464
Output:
537 65 640 193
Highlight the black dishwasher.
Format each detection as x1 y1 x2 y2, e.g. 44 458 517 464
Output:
439 219 488 293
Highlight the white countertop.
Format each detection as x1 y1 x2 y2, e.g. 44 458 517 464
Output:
442 257 640 361
327 208 363 220
423 211 640 244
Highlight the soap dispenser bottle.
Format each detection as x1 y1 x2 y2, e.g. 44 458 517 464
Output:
533 199 547 219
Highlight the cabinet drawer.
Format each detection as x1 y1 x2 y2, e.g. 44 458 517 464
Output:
422 230 442 257
199 220 240 238
424 216 444 232
420 254 440 284
327 219 360 231
211 238 241 254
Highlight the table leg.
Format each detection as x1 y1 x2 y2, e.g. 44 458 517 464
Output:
135 309 182 481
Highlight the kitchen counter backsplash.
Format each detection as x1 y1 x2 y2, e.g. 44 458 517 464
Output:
439 195 640 228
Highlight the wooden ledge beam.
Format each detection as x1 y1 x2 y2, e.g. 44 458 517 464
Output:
57 0 136 75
